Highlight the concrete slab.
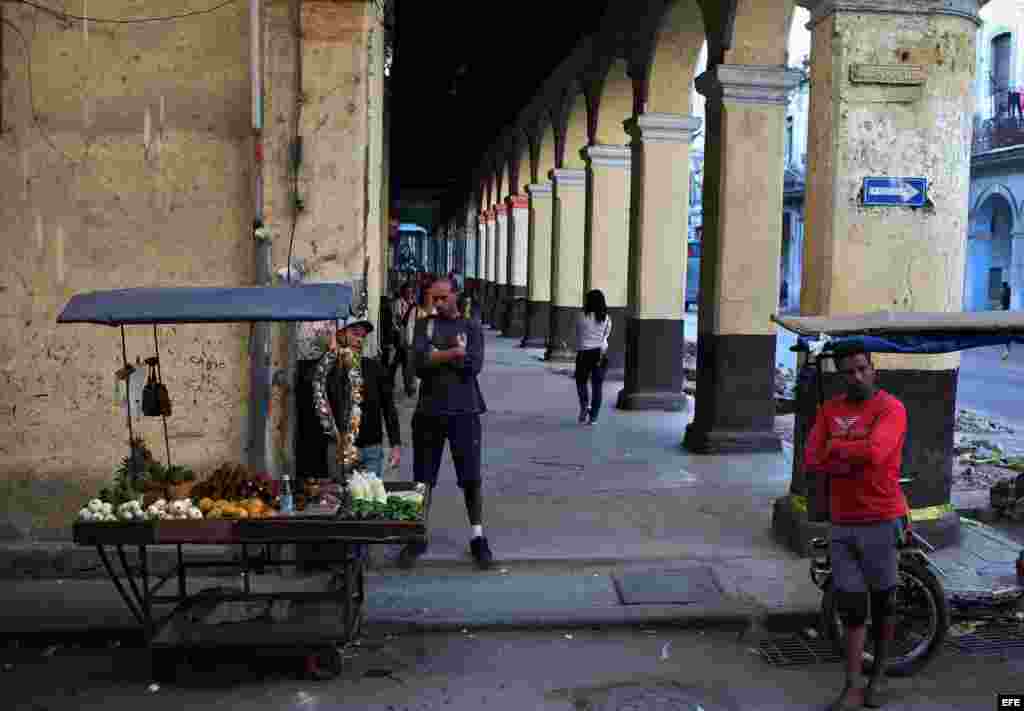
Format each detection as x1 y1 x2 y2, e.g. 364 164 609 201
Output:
612 566 722 605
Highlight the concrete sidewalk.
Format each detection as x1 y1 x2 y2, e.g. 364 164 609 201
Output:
1 329 1021 637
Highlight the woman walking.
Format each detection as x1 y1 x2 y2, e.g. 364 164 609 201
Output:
575 289 611 425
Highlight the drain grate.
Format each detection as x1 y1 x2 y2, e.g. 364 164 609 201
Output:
758 625 1024 667
757 635 841 667
948 626 1024 656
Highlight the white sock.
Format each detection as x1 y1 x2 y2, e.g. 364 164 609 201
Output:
471 525 483 539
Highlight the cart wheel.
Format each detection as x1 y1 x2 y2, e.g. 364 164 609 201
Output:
304 646 343 681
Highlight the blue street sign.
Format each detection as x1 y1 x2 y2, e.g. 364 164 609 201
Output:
862 177 927 207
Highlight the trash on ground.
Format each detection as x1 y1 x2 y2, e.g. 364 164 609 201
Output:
41 646 58 657
147 683 160 693
949 621 985 637
804 627 819 639
564 634 574 640
660 642 672 660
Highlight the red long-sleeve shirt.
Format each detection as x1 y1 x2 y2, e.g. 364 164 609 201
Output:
804 389 909 524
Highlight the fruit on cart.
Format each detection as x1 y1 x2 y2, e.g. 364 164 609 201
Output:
198 497 215 513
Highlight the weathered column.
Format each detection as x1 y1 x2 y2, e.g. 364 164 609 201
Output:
491 203 509 329
503 194 529 337
781 0 983 549
1011 230 1024 310
546 168 586 361
523 182 553 348
616 114 699 411
684 65 801 450
584 144 631 376
483 208 495 323
476 213 486 300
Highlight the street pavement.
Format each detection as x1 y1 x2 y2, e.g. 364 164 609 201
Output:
3 624 1021 710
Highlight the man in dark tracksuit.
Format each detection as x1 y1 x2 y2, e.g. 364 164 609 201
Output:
398 276 493 570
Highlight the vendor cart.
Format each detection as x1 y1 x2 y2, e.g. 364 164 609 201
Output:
60 284 429 681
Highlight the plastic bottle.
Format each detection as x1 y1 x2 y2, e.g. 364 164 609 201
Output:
280 475 294 515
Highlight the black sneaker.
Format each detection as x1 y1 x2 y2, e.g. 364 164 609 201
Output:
397 541 427 569
470 536 494 570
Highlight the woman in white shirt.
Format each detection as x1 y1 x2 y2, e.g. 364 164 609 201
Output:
575 289 611 425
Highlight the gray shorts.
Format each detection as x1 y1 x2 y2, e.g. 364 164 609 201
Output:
830 518 905 593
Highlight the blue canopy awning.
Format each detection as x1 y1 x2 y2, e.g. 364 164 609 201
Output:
57 284 354 327
773 311 1024 355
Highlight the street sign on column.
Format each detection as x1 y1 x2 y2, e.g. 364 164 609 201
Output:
862 176 928 207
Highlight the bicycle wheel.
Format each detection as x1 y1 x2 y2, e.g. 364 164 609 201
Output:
822 560 949 677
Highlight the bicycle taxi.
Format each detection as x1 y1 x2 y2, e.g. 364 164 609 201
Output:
772 310 1024 675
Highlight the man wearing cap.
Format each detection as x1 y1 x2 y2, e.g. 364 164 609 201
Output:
312 318 401 480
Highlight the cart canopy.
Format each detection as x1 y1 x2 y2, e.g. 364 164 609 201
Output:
772 310 1024 355
57 284 354 326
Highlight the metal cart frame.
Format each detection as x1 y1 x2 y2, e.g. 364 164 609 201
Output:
59 284 428 680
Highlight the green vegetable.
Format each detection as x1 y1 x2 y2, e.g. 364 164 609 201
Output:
346 497 422 521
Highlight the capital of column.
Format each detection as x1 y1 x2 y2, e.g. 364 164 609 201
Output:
585 144 631 169
506 194 529 210
695 64 803 106
526 182 553 197
624 113 701 145
797 0 982 28
549 168 586 187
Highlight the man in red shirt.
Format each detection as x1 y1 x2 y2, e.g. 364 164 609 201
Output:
805 344 909 710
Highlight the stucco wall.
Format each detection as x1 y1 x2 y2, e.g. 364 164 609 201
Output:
0 0 384 536
0 1 254 534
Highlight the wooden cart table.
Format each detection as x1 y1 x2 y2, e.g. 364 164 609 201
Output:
73 482 428 681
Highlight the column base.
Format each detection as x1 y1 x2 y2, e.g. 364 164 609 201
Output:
683 425 781 454
616 389 689 412
521 300 550 348
684 333 779 453
502 286 527 339
545 305 579 362
490 285 508 329
616 317 686 412
605 306 627 371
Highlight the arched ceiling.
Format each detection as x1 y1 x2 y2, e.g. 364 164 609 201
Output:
390 1 612 218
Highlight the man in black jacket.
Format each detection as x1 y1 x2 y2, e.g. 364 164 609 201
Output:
398 276 493 570
312 319 401 479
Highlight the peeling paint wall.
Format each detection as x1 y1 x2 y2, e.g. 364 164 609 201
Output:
0 1 253 498
0 0 385 535
802 9 979 372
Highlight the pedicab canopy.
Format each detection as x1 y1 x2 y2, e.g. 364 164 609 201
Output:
772 310 1024 356
57 284 354 326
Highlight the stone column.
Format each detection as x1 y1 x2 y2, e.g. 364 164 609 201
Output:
476 214 486 303
523 182 553 348
616 114 700 411
491 203 509 329
584 144 631 377
546 168 587 361
483 209 495 324
781 0 983 549
1011 230 1024 310
684 65 801 450
503 194 529 338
